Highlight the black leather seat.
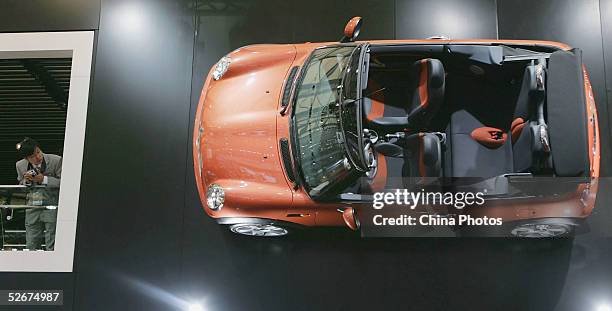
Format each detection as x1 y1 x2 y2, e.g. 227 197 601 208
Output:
444 62 549 179
403 132 443 178
373 132 443 180
405 59 446 129
365 58 445 132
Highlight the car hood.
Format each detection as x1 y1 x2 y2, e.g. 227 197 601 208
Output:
198 44 297 189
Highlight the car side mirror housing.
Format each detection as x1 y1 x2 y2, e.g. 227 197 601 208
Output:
341 16 362 43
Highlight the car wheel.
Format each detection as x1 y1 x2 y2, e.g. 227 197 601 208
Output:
510 223 574 238
458 218 577 238
229 223 290 237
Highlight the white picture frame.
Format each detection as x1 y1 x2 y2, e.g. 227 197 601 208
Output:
0 31 94 272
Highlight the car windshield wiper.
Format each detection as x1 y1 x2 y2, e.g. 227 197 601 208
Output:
341 87 386 107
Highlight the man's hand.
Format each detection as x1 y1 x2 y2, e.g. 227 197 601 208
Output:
23 172 33 182
23 172 44 184
32 173 44 183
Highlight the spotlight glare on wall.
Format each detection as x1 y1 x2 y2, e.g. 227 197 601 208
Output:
597 304 612 311
114 3 146 34
188 303 204 311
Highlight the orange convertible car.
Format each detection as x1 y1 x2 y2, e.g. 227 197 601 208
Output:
193 17 600 237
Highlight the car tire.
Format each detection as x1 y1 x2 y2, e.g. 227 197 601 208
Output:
509 222 575 238
229 223 291 237
458 218 577 238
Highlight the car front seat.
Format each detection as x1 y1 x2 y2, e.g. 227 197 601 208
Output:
403 132 443 178
406 58 446 129
365 58 445 132
373 132 443 181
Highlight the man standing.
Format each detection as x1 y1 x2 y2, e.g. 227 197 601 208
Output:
15 138 61 251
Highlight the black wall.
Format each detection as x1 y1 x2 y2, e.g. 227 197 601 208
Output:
0 1 612 310
396 0 498 39
0 0 100 32
73 0 194 310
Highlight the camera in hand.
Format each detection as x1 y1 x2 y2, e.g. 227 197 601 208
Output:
25 169 38 186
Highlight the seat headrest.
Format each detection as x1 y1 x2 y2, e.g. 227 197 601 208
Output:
414 58 445 89
374 142 404 158
405 132 442 177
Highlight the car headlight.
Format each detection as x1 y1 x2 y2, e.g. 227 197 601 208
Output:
206 184 225 210
212 56 231 80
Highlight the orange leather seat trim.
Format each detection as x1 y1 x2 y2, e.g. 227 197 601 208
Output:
366 79 385 120
471 127 508 149
511 117 526 144
368 152 388 192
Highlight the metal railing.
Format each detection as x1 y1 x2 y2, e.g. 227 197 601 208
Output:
1 185 58 250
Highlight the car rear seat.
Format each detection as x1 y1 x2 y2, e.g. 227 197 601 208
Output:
511 63 541 173
446 62 546 178
446 110 514 178
511 60 547 173
364 58 445 132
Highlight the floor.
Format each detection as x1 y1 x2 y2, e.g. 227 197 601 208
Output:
171 179 612 311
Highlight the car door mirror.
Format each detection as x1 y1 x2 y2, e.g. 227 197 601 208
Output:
341 16 362 43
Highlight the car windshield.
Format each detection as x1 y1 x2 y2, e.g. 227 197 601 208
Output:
291 45 361 198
